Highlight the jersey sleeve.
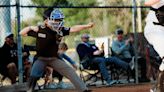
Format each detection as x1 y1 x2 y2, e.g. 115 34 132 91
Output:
27 31 37 37
27 26 39 37
61 27 70 36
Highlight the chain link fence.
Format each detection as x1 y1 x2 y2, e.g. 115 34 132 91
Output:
0 0 150 84
0 0 149 47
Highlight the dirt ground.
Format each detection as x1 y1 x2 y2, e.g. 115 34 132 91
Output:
0 77 153 92
39 83 152 92
0 82 153 92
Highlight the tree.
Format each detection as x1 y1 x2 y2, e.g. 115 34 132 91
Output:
31 0 97 35
23 0 147 47
25 0 97 47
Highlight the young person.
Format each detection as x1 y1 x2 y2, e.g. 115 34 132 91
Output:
20 8 94 92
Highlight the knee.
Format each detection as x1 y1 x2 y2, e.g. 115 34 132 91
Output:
7 62 17 69
95 57 105 62
97 60 106 67
31 71 44 77
30 69 44 77
110 56 119 62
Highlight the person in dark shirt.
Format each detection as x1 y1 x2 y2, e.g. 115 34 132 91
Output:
0 33 18 84
23 45 32 82
76 34 134 86
0 33 31 84
20 8 94 92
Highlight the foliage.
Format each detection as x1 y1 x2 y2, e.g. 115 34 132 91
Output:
29 0 97 47
21 0 147 47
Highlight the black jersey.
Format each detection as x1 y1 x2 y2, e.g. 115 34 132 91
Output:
27 26 70 57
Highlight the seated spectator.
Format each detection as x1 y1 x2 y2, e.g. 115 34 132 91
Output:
23 45 32 82
76 34 134 86
0 33 18 84
58 42 78 70
44 42 78 89
111 28 149 82
112 28 132 60
0 33 31 84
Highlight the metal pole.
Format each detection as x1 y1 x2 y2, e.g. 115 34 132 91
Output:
137 0 142 33
103 8 108 35
103 0 108 35
16 0 23 83
0 0 11 47
132 0 139 84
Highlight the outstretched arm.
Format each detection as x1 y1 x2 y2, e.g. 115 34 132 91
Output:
70 22 94 33
144 0 160 6
59 53 78 70
19 26 39 36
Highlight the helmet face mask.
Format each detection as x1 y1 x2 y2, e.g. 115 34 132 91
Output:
47 9 65 33
47 19 64 33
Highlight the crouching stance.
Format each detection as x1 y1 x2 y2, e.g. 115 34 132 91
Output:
20 8 94 92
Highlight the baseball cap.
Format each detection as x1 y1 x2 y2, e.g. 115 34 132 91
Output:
81 34 90 38
6 32 13 38
115 29 123 35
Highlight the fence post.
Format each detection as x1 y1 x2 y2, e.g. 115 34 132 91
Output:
16 0 23 83
137 0 142 33
132 0 139 84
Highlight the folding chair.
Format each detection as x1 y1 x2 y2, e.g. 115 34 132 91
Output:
109 47 134 83
79 59 105 86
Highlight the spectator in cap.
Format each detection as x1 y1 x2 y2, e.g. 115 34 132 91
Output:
76 33 134 86
0 33 32 84
81 34 90 38
0 33 18 84
112 28 132 59
112 28 149 82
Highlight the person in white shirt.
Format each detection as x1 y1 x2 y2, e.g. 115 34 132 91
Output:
144 0 164 71
144 0 164 92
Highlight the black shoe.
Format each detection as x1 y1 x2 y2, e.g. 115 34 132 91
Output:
27 77 39 92
16 91 27 92
83 89 92 92
139 77 150 83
